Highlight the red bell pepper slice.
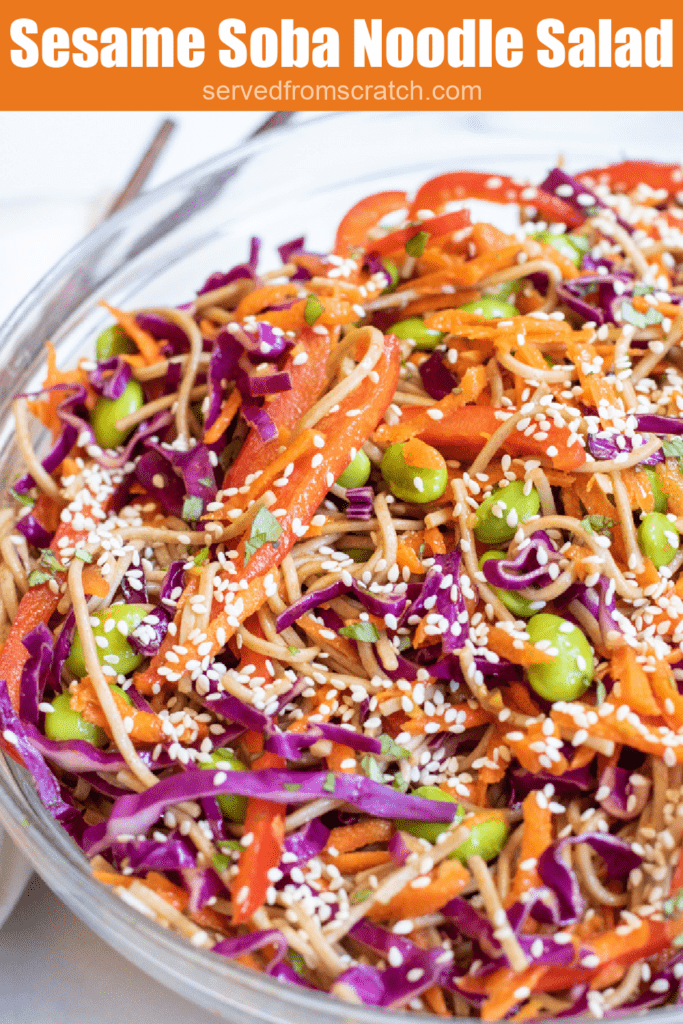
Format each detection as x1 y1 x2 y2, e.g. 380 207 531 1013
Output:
366 209 472 259
407 171 584 227
333 190 408 257
579 160 683 196
138 331 401 692
231 749 286 924
393 403 586 472
224 325 335 490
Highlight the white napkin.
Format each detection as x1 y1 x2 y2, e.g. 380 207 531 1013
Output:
0 826 32 928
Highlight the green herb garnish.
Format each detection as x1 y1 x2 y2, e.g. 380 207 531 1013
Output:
283 783 302 792
10 488 35 508
182 495 204 522
74 549 92 563
212 853 231 873
28 570 53 587
580 515 615 537
361 755 385 784
338 621 380 643
244 506 284 565
621 300 664 329
405 230 430 258
380 734 411 760
663 438 683 460
322 771 336 793
350 888 374 905
304 295 325 326
216 839 243 852
194 546 210 567
596 681 607 706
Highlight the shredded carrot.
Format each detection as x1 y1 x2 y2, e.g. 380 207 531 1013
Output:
203 388 241 445
367 858 469 921
99 302 163 366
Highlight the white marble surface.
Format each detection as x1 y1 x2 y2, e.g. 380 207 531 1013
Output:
2 109 683 1023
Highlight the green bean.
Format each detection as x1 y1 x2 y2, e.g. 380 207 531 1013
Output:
526 613 594 702
390 317 446 351
381 439 448 504
45 691 108 747
199 747 249 821
95 325 136 361
478 551 535 618
91 379 144 450
67 604 150 679
638 512 680 568
337 449 372 488
474 480 541 544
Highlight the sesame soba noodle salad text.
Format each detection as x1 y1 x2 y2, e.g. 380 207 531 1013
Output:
4 160 683 1020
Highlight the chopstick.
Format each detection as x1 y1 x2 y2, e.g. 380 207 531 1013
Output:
104 118 177 219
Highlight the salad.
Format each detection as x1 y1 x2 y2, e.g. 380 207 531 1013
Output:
2 159 683 1020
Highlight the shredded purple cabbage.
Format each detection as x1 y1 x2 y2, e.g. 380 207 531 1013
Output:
88 357 132 400
481 531 559 591
196 237 261 297
419 350 460 400
587 431 664 466
345 486 374 521
538 832 641 925
15 512 53 548
540 168 633 234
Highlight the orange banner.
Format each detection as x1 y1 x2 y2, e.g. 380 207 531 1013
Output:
1 0 678 110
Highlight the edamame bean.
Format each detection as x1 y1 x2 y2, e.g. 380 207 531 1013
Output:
45 691 108 747
460 296 519 319
526 613 594 702
91 379 144 449
485 278 527 301
343 548 371 563
66 604 150 679
638 512 680 568
199 747 249 821
381 438 448 504
452 818 509 867
390 317 446 351
95 325 136 361
474 480 541 545
643 467 668 514
382 258 399 293
394 785 462 844
532 230 589 267
479 551 535 618
337 449 371 488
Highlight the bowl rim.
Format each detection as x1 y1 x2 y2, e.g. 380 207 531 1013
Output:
3 110 683 1024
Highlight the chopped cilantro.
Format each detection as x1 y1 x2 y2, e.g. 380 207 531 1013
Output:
28 570 53 587
595 681 607 706
349 888 374 905
194 546 210 567
405 230 430 258
361 755 385 784
580 515 615 537
338 621 380 643
633 283 655 296
396 635 412 652
74 549 92 563
667 890 683 919
216 839 243 852
304 294 325 326
39 549 64 574
244 506 284 565
287 645 300 655
322 771 336 793
283 782 302 792
380 733 411 760
198 476 215 488
182 495 204 522
620 300 664 329
9 488 34 508
663 438 683 460
393 773 410 793
212 853 231 873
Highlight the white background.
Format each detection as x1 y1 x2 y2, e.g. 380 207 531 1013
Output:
1 109 683 1023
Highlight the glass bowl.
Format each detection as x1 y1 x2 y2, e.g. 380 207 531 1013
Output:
2 110 683 1024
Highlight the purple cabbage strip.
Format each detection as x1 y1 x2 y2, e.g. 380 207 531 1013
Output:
481 530 559 591
0 679 86 845
587 431 664 467
182 867 226 913
196 237 261 297
597 765 650 821
363 252 393 289
19 624 54 727
275 578 407 633
419 350 460 400
236 367 292 399
25 723 172 775
135 313 193 356
128 561 184 658
13 383 89 495
404 551 468 654
388 830 411 865
140 439 216 517
110 834 196 873
92 409 174 471
241 402 278 443
509 763 593 807
213 927 287 967
283 818 330 869
205 331 242 432
563 575 622 642
88 357 131 400
538 832 641 925
121 564 149 605
83 768 463 857
636 413 683 436
345 486 374 521
15 512 53 549
540 168 633 234
343 919 450 1007
278 236 305 263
